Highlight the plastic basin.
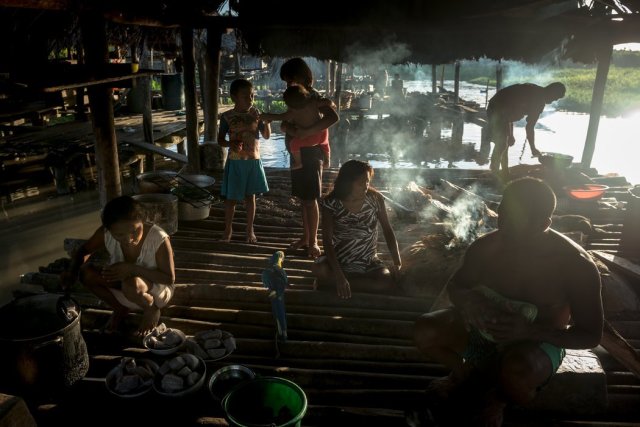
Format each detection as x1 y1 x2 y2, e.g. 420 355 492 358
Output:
564 184 608 200
222 377 307 427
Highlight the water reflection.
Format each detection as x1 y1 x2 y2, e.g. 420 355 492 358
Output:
258 81 639 185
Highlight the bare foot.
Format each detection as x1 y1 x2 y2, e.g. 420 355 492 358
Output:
287 238 308 251
308 244 321 259
246 232 257 243
102 308 129 334
137 305 160 336
220 230 232 243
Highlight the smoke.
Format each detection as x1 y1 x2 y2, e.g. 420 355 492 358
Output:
344 41 411 68
443 183 495 246
407 181 496 247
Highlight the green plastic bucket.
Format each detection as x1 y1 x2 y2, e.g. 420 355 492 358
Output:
222 377 307 427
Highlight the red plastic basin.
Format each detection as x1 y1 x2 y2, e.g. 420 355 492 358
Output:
564 184 609 200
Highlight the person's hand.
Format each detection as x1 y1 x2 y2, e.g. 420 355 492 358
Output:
323 158 330 169
531 147 542 157
507 135 516 146
483 311 534 343
336 275 352 299
101 262 135 282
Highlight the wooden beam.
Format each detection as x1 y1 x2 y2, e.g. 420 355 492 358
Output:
81 11 121 206
119 139 188 164
581 42 613 168
181 26 201 173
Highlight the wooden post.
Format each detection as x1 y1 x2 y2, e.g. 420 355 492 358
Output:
452 112 464 146
140 38 154 172
234 29 241 76
181 26 201 173
81 12 121 206
439 65 445 91
74 42 87 121
331 61 338 96
431 64 437 94
581 42 613 169
203 25 225 172
453 61 460 104
496 61 503 91
326 60 332 96
335 63 343 110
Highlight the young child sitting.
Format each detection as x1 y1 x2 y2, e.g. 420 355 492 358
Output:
262 85 331 169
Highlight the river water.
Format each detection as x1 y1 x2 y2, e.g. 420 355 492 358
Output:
258 80 640 185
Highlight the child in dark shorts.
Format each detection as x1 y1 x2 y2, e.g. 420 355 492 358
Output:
279 58 339 258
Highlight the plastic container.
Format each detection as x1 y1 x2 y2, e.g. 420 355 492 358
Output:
132 193 179 235
563 184 608 201
222 377 307 427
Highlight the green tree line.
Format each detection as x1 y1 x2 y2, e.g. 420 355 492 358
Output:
393 50 640 117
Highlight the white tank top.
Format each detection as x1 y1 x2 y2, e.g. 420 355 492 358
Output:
104 224 168 270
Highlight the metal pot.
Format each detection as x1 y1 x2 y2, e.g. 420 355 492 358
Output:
135 170 179 194
0 294 89 394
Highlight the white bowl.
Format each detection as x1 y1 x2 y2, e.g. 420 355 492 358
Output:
143 328 186 356
105 358 159 398
153 353 207 397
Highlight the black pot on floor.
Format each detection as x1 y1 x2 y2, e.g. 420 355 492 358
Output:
0 294 89 395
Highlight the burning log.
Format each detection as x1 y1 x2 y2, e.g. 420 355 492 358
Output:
399 234 465 299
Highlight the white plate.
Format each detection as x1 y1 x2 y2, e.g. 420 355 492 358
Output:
105 358 159 398
153 353 207 397
143 328 186 356
185 330 236 362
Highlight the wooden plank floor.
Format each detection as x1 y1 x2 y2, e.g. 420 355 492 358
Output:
13 169 640 426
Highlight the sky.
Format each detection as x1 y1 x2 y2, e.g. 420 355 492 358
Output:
614 43 640 51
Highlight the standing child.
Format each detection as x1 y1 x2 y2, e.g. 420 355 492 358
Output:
261 85 331 170
278 58 339 259
218 79 271 243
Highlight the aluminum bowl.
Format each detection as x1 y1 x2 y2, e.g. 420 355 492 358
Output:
208 365 256 401
538 152 574 169
135 170 179 194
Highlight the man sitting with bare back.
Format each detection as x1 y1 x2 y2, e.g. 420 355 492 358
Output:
414 177 603 426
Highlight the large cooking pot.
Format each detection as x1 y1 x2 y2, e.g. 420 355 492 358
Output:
0 294 89 394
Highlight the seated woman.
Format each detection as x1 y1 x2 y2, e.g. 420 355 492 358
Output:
312 160 402 299
61 195 175 335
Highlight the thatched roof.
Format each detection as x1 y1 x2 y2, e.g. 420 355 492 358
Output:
1 0 639 69
237 0 640 64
